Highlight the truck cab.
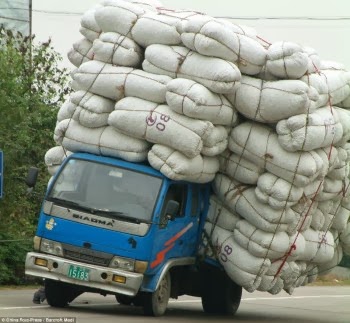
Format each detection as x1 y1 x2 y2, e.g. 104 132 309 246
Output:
25 152 241 316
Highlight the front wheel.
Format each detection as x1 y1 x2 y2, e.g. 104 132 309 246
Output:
45 279 82 308
143 271 171 316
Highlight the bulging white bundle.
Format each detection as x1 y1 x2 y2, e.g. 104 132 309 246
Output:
228 122 325 187
276 106 343 152
79 5 102 42
143 44 241 94
93 32 143 67
166 78 238 126
71 61 172 102
178 15 267 75
266 41 320 79
219 150 264 184
255 172 304 209
225 75 319 123
327 147 349 180
300 69 350 108
213 174 298 234
316 177 349 201
94 0 150 35
340 223 350 255
204 222 271 292
298 229 335 263
318 241 343 275
148 144 219 183
108 97 214 158
201 126 228 157
54 119 150 162
68 38 94 68
69 90 115 128
44 146 72 176
329 198 350 233
334 107 350 146
131 12 182 47
234 219 292 259
205 195 241 231
310 200 332 231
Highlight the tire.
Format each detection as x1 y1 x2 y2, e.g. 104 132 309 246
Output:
201 272 242 315
143 272 171 316
115 294 133 306
45 279 81 308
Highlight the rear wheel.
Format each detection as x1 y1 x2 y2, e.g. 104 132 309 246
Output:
45 279 82 308
201 271 242 315
143 272 171 316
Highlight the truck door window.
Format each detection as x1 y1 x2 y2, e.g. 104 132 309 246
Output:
162 184 188 218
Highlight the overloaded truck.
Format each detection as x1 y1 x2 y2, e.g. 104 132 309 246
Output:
25 152 242 316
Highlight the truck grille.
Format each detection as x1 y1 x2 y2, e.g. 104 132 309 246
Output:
62 244 113 267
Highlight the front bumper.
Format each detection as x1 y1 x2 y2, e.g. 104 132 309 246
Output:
25 252 143 296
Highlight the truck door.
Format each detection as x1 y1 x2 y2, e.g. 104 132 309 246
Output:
150 183 201 270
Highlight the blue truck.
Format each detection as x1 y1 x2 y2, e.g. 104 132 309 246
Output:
25 152 242 316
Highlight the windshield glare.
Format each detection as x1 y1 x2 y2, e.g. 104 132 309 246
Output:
48 158 162 222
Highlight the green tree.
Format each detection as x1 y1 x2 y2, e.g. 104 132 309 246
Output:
0 28 72 284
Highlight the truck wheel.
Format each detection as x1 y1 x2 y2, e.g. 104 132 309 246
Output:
143 272 171 316
45 279 81 308
115 294 133 305
201 274 242 315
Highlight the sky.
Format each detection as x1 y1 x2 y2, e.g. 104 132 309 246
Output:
31 0 350 69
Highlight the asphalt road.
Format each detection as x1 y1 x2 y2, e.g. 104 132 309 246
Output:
0 286 350 323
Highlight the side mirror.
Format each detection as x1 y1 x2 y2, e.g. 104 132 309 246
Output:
25 167 39 188
165 200 179 221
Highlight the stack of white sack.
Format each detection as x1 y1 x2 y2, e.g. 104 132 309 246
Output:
44 0 350 295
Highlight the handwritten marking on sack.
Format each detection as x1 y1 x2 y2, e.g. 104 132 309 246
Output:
220 244 232 262
146 112 170 132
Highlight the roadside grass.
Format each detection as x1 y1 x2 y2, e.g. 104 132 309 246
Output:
310 274 350 286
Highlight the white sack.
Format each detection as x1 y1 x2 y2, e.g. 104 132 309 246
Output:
54 119 150 162
148 144 219 183
298 229 335 263
219 150 264 185
266 41 316 79
225 75 319 123
205 195 241 231
276 107 343 152
179 15 267 75
327 147 349 180
94 0 149 35
234 219 292 259
166 78 238 126
340 222 350 255
228 122 325 187
143 44 241 94
45 146 72 176
71 61 172 102
204 223 270 292
109 97 215 158
68 38 94 68
79 5 102 42
70 91 115 128
131 12 182 47
255 173 303 209
316 177 349 201
300 70 350 108
93 32 143 67
201 126 228 157
318 242 343 275
57 98 76 122
213 174 298 233
330 198 350 233
334 107 350 146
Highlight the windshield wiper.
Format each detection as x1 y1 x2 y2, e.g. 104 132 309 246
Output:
92 209 143 224
47 197 93 213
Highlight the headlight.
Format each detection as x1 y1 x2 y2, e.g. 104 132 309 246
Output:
40 238 64 256
110 256 148 273
110 256 135 272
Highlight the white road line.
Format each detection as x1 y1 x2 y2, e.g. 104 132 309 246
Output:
1 294 350 310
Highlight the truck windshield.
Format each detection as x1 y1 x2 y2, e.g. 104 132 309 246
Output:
47 158 162 222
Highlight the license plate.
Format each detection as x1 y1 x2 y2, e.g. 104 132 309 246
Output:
67 265 90 281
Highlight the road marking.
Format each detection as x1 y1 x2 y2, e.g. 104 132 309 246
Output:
1 294 350 310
